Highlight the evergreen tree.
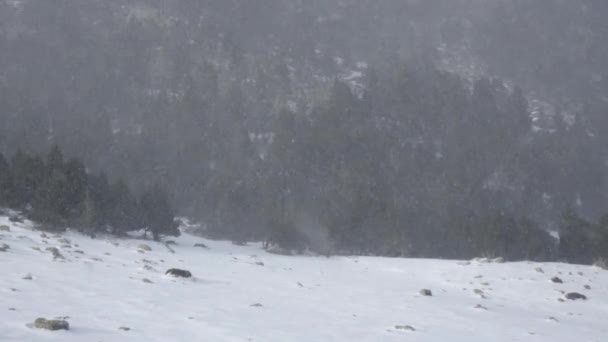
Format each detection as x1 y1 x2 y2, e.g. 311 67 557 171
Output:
11 150 45 209
108 179 140 235
0 153 15 207
559 208 594 264
140 185 179 240
63 157 88 219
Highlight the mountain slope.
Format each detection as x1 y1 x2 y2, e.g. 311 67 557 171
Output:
1 215 606 341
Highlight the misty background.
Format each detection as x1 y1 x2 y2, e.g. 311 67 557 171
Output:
1 0 608 261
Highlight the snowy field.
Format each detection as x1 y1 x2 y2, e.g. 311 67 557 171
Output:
1 215 607 342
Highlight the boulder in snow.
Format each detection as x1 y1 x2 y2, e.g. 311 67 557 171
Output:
419 289 433 296
33 318 69 331
551 277 564 284
45 247 65 260
165 268 192 278
395 325 416 332
0 243 9 252
565 292 587 301
194 243 209 249
0 225 10 232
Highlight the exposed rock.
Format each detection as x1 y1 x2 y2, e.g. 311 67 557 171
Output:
137 244 152 252
31 246 41 251
8 308 16 311
142 278 154 284
119 326 131 331
0 225 10 232
22 274 33 280
474 304 488 310
395 325 416 332
40 233 48 238
584 285 591 290
551 277 563 284
535 267 544 273
33 318 69 331
0 243 9 252
165 240 177 245
45 247 65 260
143 265 157 272
57 238 71 244
565 292 587 301
165 268 192 278
250 303 264 308
419 289 433 296
194 243 209 249
255 261 265 266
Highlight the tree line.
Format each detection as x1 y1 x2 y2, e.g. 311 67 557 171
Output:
0 146 178 240
236 63 608 265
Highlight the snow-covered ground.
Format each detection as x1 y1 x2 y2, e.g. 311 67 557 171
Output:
1 215 606 342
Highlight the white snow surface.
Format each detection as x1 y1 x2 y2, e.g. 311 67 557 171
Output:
1 215 607 342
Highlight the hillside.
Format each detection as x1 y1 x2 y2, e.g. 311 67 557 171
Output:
1 214 606 341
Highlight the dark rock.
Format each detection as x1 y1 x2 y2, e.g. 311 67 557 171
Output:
142 278 154 284
194 243 209 249
33 318 69 331
584 285 591 290
0 225 10 232
395 325 416 332
419 289 433 296
565 292 587 301
165 240 177 245
119 327 131 331
165 268 192 278
474 304 488 310
250 303 264 307
0 243 9 252
45 247 64 260
551 277 563 284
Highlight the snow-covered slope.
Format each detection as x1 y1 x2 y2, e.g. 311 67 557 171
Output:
1 215 606 342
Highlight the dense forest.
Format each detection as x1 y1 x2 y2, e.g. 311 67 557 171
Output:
1 1 608 262
0 146 178 240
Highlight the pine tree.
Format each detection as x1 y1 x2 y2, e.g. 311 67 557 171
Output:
0 153 15 207
11 150 45 209
63 158 88 220
108 179 140 235
140 185 178 241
